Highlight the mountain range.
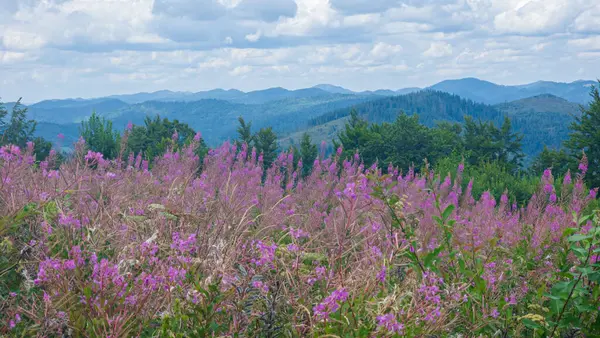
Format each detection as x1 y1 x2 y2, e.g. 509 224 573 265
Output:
1 77 594 161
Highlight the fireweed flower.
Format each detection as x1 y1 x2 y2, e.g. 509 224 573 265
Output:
563 171 572 185
252 280 269 293
313 288 349 321
377 266 386 283
252 241 277 267
376 313 404 334
579 160 588 174
58 213 81 229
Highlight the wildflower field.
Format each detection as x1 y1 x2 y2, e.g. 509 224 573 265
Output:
1 137 600 337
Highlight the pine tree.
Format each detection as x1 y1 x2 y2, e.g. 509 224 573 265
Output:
566 81 600 188
2 99 36 147
236 117 254 148
336 109 369 155
80 112 121 159
299 132 317 177
531 146 573 177
255 127 278 169
0 98 53 161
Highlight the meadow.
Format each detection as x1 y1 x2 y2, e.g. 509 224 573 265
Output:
1 136 599 337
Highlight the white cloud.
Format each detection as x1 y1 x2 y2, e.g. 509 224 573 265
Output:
369 42 402 60
0 51 33 64
423 42 453 58
229 65 253 76
245 30 262 42
2 30 47 50
572 6 600 33
272 0 339 36
493 0 588 35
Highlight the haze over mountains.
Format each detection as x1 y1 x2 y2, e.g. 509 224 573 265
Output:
5 77 593 160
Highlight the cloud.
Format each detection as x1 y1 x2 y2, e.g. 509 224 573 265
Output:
232 0 297 22
493 0 590 35
245 30 262 42
423 42 453 58
0 0 599 102
2 30 47 50
229 65 253 76
0 51 34 64
152 0 227 21
329 0 402 15
369 42 402 60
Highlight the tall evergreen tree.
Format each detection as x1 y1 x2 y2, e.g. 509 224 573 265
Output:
0 99 52 161
299 132 317 177
236 117 254 148
335 109 370 156
531 146 573 177
1 99 36 147
463 116 523 171
566 82 600 188
498 117 524 169
80 112 121 159
127 115 206 161
254 127 278 169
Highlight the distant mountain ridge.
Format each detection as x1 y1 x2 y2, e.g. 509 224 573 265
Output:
428 78 595 104
25 77 595 107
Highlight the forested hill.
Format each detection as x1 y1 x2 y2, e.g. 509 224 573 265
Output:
296 91 583 160
495 94 582 158
309 90 505 127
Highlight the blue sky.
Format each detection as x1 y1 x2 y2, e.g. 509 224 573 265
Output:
1 0 599 102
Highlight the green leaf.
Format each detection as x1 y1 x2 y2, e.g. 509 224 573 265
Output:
522 318 544 330
442 204 455 221
562 227 577 237
549 298 564 315
568 234 593 242
571 246 589 260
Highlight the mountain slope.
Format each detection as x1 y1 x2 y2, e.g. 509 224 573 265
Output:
27 99 129 124
309 90 505 127
313 84 355 94
429 78 595 104
494 94 581 158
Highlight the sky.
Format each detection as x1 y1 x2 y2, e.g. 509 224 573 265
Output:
0 0 599 103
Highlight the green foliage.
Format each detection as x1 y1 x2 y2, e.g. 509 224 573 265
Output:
127 115 207 161
254 127 278 169
0 99 53 161
79 112 121 159
531 147 574 178
566 82 600 188
156 280 230 337
298 132 317 177
336 110 525 176
434 155 538 204
1 99 36 147
463 116 524 171
542 213 600 337
236 116 254 148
